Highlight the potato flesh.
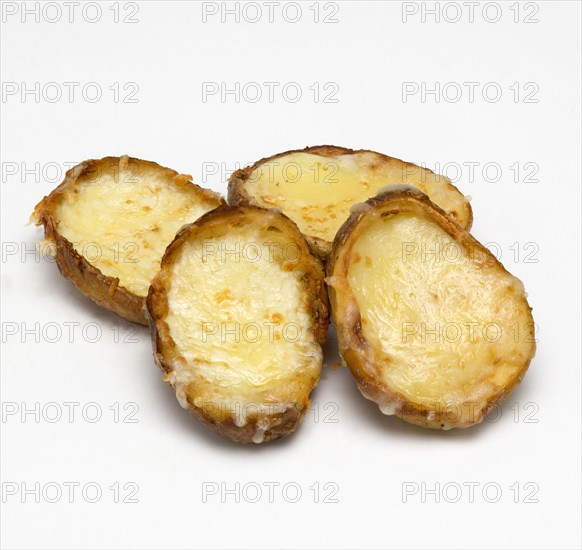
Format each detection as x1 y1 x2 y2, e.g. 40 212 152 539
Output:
346 213 534 410
245 152 469 243
55 169 217 296
164 228 322 418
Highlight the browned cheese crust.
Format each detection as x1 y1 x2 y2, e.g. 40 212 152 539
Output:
146 205 329 443
228 145 473 260
32 156 225 325
326 185 535 429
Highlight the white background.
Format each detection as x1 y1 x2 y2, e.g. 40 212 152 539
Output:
1 1 581 549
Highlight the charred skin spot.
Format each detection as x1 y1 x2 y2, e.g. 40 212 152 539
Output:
353 320 367 346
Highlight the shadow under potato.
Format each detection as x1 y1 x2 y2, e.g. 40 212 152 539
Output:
337 360 537 441
152 377 301 452
33 252 535 445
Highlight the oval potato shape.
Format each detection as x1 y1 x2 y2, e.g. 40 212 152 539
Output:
147 206 329 443
32 156 224 324
327 186 535 429
228 145 472 259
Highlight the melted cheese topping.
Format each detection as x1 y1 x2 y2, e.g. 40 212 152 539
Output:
165 228 322 413
245 152 470 243
347 213 533 410
55 167 220 296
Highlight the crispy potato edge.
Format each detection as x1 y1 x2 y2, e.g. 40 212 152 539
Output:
326 185 535 430
31 156 225 325
227 145 473 261
146 205 330 443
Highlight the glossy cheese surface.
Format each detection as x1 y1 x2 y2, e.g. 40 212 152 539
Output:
55 166 219 296
245 151 470 243
165 227 322 412
346 212 534 408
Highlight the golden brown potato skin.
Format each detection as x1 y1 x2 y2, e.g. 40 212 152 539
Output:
146 205 330 443
227 145 473 260
32 156 225 325
327 186 535 430
47 221 146 324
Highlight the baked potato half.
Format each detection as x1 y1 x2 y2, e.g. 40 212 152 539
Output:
326 185 535 429
32 156 224 325
228 145 472 259
147 205 329 443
